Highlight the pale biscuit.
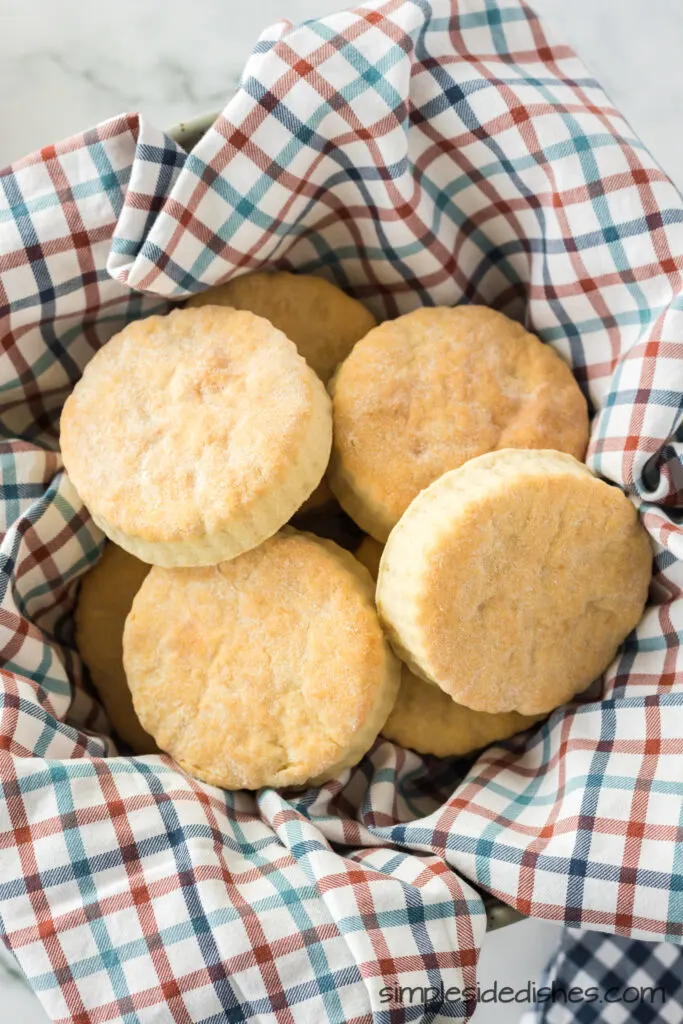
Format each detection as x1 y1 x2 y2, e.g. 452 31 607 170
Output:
354 533 540 755
123 529 400 790
61 306 332 567
382 668 543 758
76 544 157 754
377 450 652 716
329 305 589 541
187 271 376 384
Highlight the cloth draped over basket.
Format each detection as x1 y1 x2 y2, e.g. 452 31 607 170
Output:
1 1 682 1021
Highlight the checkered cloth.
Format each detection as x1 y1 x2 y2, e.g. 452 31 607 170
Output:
522 929 683 1023
1 0 682 1021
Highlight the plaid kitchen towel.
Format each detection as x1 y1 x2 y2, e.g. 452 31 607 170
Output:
1 0 683 1021
521 929 683 1023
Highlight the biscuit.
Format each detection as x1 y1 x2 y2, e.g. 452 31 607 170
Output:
353 533 540 755
328 305 589 541
295 476 335 516
382 668 542 758
354 535 384 582
187 271 376 384
376 450 652 716
123 529 400 790
61 306 332 567
76 544 157 754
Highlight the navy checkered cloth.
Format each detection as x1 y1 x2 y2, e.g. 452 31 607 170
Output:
523 929 683 1023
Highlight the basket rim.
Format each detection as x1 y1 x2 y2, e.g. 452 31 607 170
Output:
167 112 222 152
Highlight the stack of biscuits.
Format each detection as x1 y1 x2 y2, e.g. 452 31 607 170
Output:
64 272 652 790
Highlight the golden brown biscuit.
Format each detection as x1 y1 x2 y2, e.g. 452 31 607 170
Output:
61 306 332 567
76 544 157 754
123 529 400 790
377 450 652 716
329 305 589 541
187 271 376 384
354 536 384 582
382 667 542 757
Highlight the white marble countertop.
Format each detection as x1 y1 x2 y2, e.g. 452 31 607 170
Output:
1 3 681 1022
2 0 683 194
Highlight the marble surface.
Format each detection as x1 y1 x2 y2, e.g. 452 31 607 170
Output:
1 2 681 1022
1 0 683 194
